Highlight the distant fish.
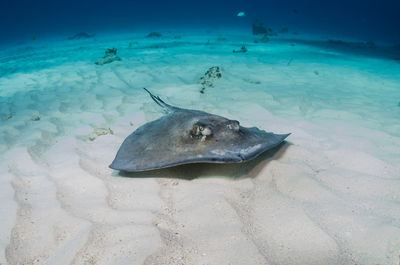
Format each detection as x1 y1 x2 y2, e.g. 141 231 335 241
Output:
237 11 246 17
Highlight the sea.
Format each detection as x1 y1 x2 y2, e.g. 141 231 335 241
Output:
1 1 400 265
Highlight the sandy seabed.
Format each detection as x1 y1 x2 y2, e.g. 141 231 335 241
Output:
1 30 400 265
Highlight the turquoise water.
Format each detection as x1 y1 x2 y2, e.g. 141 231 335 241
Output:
1 2 400 264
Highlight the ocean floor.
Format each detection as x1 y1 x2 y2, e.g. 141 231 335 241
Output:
1 30 400 265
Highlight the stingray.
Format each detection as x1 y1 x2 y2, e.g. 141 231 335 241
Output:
110 89 290 172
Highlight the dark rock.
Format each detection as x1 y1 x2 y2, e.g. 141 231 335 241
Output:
279 27 289 34
328 39 346 45
254 34 269 43
252 20 267 35
233 46 248 53
68 32 95 40
198 66 222 94
267 28 278 36
95 48 121 65
31 115 40 121
146 32 162 38
365 41 375 48
105 48 117 56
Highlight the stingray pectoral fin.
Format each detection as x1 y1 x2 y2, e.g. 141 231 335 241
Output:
238 132 290 161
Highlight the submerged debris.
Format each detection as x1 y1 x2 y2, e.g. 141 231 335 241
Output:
68 32 95 40
198 66 222 94
89 128 114 141
146 32 162 38
95 47 121 65
233 46 248 53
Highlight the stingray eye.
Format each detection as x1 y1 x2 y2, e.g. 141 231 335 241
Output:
190 123 212 140
191 124 201 136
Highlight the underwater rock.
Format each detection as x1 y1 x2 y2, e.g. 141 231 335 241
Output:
244 79 261 84
95 56 121 65
68 32 95 40
252 20 267 35
328 39 376 49
254 34 269 43
365 41 375 48
146 32 162 38
328 39 346 45
266 28 278 36
89 128 114 141
31 115 40 121
95 47 121 65
128 42 139 48
198 66 222 94
233 46 248 53
105 48 117 56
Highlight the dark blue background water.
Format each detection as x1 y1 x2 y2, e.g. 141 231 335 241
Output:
1 0 399 44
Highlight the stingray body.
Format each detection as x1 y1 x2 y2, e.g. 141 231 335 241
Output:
110 89 290 172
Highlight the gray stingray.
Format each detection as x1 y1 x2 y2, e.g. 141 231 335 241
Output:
110 89 290 172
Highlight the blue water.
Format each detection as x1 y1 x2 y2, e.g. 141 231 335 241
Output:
1 0 399 44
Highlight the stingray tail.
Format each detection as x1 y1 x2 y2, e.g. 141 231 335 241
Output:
143 88 181 113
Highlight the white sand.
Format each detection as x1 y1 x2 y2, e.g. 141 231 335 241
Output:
1 30 400 265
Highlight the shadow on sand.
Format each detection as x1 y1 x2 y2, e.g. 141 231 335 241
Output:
114 141 291 180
